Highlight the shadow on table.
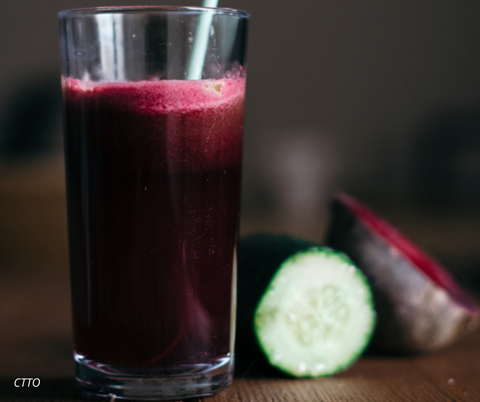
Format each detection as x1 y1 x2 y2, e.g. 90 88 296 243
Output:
0 335 73 378
235 356 291 379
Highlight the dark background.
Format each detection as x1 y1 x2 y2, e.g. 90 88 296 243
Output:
0 0 479 288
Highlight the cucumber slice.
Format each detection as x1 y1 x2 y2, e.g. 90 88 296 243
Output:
237 234 375 378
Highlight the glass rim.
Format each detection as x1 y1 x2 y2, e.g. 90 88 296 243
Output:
58 5 249 19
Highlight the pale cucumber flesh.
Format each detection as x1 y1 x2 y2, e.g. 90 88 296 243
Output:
254 248 375 377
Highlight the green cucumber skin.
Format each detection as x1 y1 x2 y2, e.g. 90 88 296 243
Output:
236 234 320 376
236 233 375 377
237 235 319 327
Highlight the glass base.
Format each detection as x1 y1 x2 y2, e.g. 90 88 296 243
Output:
74 353 233 400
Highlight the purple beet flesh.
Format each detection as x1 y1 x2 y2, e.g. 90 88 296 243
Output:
327 193 479 353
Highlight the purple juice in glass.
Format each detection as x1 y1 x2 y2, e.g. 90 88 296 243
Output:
63 77 245 369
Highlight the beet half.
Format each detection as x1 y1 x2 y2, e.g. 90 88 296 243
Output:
326 194 479 353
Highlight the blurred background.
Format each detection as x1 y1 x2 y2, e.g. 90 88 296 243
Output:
2 0 480 284
1 2 480 282
1 0 480 382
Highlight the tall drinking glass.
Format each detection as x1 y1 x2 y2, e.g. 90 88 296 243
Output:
58 6 248 400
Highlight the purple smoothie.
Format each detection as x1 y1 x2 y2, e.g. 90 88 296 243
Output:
63 78 245 368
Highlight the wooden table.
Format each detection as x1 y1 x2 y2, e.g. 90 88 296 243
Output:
1 270 479 402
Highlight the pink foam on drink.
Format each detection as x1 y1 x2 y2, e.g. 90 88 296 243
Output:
64 78 245 113
63 77 246 174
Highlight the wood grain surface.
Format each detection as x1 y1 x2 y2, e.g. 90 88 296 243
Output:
1 270 479 402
